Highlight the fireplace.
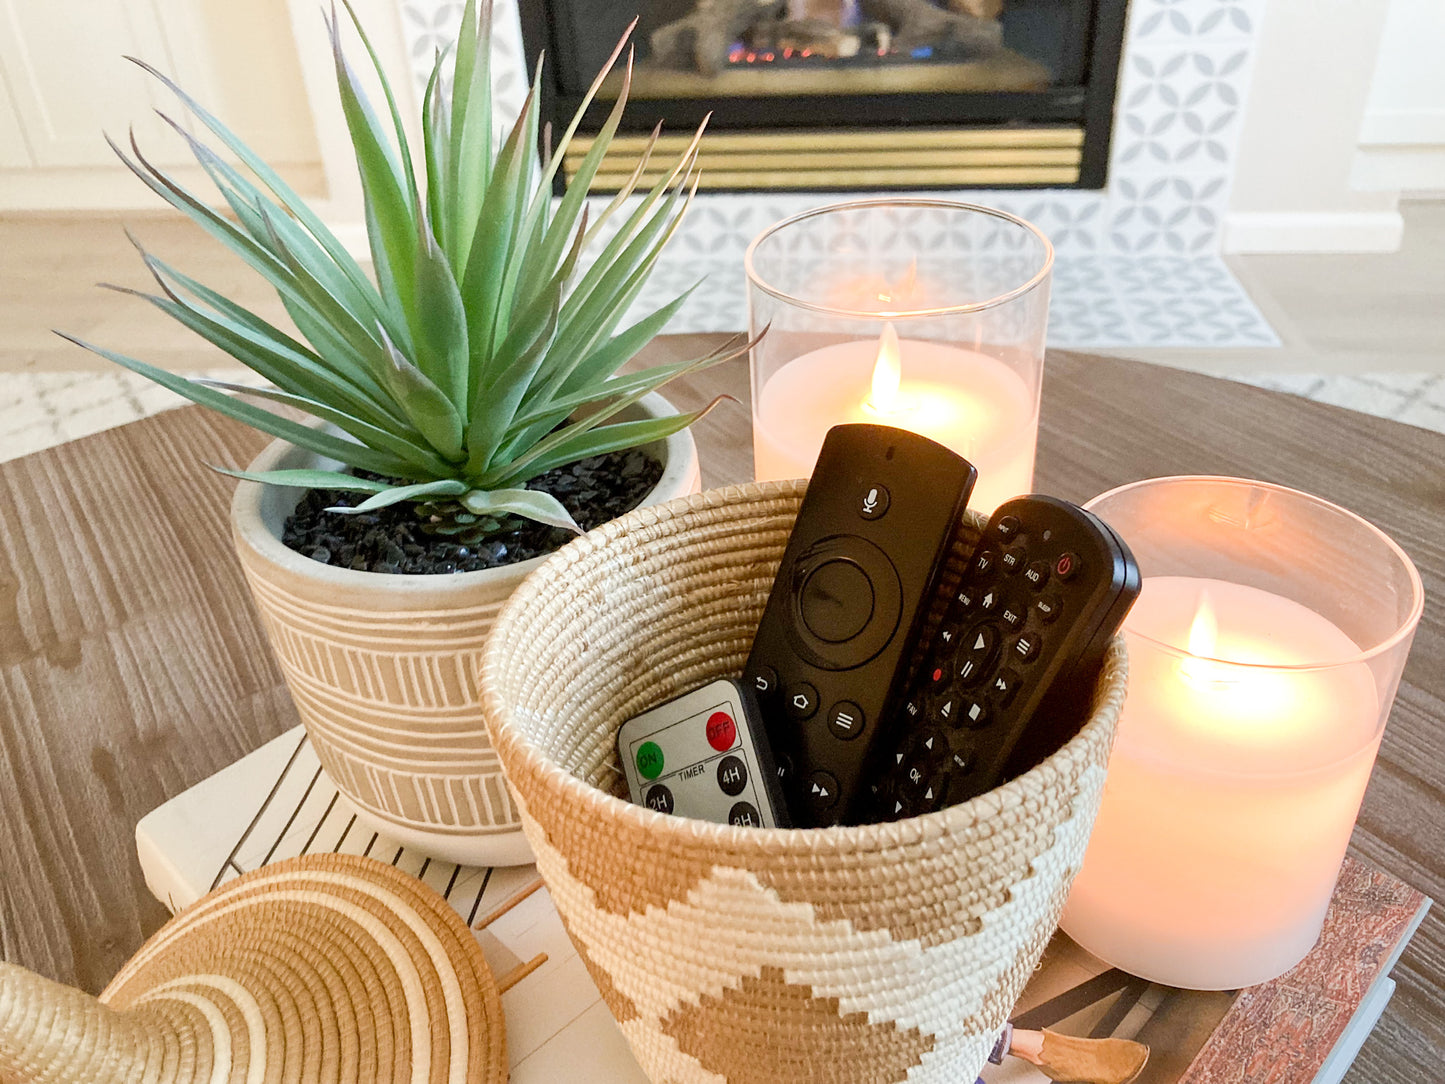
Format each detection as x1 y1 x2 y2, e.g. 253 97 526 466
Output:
518 0 1127 191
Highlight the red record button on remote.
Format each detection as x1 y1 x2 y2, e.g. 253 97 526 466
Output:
706 710 737 752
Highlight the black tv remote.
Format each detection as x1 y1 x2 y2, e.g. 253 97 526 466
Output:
743 424 977 827
870 495 1140 820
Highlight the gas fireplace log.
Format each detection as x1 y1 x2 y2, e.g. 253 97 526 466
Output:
947 0 1002 19
744 16 890 60
650 0 788 76
859 0 1003 55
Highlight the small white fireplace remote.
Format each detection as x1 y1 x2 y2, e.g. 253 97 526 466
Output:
617 679 791 828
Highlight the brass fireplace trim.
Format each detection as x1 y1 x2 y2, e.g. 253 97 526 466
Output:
564 126 1084 191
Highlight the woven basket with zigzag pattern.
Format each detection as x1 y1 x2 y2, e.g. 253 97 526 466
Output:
479 480 1127 1084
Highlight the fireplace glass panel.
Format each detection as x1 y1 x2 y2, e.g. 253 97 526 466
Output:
551 0 1094 99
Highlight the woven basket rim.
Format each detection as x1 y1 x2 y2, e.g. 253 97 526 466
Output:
479 480 1128 854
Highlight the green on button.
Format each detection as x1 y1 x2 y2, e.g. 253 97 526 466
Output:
636 741 664 780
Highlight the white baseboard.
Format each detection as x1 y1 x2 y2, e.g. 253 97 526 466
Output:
0 162 326 212
1222 211 1404 254
1359 107 1445 147
1351 145 1445 193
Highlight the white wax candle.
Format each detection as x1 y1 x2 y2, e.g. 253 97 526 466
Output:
752 335 1038 514
1061 576 1380 990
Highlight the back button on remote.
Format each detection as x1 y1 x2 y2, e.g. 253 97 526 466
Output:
749 664 779 695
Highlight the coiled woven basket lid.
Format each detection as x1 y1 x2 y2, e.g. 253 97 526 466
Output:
479 480 1128 1084
0 854 506 1084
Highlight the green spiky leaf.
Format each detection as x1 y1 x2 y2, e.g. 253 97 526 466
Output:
68 0 730 536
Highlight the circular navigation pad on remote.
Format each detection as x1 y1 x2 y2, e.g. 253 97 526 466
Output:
787 535 902 671
800 559 874 642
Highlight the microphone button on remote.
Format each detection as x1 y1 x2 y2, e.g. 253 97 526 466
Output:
857 483 890 520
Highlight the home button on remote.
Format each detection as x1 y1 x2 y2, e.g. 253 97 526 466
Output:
800 559 874 642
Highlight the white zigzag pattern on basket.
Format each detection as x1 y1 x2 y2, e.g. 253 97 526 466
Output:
524 758 1106 1084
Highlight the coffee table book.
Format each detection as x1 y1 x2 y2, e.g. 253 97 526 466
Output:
136 727 1430 1084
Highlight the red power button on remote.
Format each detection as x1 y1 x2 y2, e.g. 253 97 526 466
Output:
706 711 737 751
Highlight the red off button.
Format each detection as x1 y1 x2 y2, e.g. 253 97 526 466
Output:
706 711 737 751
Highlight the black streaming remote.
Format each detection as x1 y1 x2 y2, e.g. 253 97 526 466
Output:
743 424 977 828
870 495 1140 820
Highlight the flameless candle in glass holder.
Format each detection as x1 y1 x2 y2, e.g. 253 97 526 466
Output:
1061 477 1424 990
745 199 1052 513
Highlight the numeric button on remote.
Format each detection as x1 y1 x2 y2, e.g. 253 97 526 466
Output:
806 771 839 811
785 683 818 719
717 755 748 796
729 802 763 827
1033 595 1062 624
827 701 865 741
645 784 674 814
1024 561 1049 589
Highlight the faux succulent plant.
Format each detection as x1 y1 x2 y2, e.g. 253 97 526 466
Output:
62 0 741 533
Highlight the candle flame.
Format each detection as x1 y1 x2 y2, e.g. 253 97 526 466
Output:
868 323 902 412
1188 594 1218 657
1181 592 1230 685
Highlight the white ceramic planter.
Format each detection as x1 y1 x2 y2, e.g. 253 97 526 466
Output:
231 393 701 867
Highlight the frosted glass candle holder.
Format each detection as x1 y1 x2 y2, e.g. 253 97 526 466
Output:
745 199 1052 513
1061 477 1424 990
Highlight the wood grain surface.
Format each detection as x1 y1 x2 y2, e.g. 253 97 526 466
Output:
1 339 1441 1083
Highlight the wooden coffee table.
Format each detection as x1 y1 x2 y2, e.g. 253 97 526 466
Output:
1 341 1441 1081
